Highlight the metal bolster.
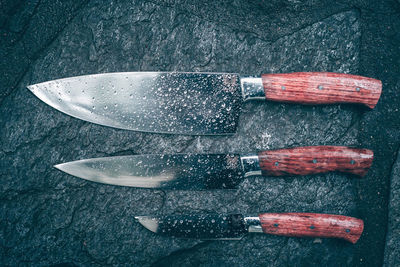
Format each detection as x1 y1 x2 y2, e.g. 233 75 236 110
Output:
244 217 263 233
240 77 265 101
240 154 262 177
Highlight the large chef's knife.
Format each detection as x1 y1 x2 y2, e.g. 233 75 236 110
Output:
135 212 364 243
55 146 373 189
28 72 382 135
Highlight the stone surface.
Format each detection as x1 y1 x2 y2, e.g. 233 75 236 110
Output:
384 147 400 266
0 0 399 266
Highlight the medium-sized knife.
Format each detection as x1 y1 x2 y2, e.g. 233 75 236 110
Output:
28 72 382 135
135 212 364 243
55 146 373 190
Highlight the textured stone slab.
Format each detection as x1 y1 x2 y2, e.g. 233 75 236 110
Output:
1 0 398 266
384 147 400 266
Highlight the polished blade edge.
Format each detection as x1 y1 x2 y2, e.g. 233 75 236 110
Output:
54 154 245 190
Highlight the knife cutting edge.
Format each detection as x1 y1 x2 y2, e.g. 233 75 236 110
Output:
135 212 364 243
54 146 373 190
27 72 382 135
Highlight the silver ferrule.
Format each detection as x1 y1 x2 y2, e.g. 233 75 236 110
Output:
240 154 262 177
240 77 265 101
244 216 263 233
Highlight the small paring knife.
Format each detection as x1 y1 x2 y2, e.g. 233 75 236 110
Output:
28 72 382 135
55 146 373 190
135 212 364 244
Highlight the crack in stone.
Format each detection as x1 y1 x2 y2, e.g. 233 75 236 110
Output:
332 108 362 143
146 0 355 44
383 144 400 265
7 0 42 43
150 240 210 267
0 0 90 107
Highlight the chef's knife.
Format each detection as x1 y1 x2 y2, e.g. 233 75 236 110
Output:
55 146 373 190
28 72 382 135
135 212 364 243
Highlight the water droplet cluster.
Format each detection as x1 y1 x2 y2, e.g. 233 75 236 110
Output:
30 72 243 134
154 214 247 239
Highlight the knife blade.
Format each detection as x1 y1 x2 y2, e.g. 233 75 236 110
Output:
27 72 382 135
135 212 364 243
54 146 373 189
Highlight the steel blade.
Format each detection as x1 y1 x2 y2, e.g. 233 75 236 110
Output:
28 72 243 135
135 214 248 240
54 154 244 189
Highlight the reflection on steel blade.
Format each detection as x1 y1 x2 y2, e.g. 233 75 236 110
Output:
28 72 243 135
54 154 244 189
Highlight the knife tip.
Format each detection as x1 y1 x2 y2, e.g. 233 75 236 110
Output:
53 163 67 172
53 163 61 169
26 84 35 91
134 216 160 233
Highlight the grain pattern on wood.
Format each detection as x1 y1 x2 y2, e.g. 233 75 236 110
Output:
262 72 382 108
259 213 364 244
258 146 373 177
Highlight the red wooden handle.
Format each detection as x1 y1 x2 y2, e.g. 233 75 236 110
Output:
262 72 382 108
259 213 363 244
258 146 373 177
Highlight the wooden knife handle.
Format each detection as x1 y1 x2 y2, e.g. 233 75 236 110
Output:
258 213 363 243
257 146 373 177
261 72 382 108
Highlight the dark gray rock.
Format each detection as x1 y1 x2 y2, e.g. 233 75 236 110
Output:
0 0 399 266
0 0 89 102
353 6 400 265
384 147 400 266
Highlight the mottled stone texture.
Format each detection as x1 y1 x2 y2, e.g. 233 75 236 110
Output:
384 148 400 267
0 0 399 266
